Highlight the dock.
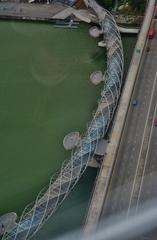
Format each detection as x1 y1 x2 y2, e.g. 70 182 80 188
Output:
0 2 140 35
0 2 73 21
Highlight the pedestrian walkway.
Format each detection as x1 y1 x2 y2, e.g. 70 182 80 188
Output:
0 2 69 20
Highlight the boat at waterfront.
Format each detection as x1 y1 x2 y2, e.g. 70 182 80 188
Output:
54 19 79 28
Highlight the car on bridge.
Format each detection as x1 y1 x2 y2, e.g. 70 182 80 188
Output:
148 21 155 39
132 99 138 106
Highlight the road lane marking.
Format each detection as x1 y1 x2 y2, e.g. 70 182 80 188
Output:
127 70 157 216
135 102 157 212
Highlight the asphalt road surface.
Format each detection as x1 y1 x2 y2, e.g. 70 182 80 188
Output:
100 22 157 239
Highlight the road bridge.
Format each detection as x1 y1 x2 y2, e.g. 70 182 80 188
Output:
84 0 156 237
101 10 157 234
101 19 157 213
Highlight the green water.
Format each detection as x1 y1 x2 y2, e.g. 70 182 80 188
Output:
0 21 104 214
0 20 137 239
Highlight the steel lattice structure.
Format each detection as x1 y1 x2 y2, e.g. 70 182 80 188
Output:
2 0 124 239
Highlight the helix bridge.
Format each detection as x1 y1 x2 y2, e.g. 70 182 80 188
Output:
2 0 124 239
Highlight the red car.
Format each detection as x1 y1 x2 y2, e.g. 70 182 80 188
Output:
148 21 155 39
154 118 157 127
